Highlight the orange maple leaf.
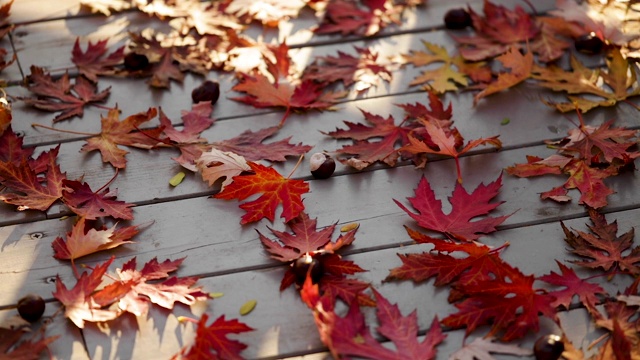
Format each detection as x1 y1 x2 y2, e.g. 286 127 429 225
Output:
473 47 533 105
51 217 143 261
81 107 163 168
214 161 309 224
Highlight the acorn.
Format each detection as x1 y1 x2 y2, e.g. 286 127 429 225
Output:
444 8 472 29
574 33 604 55
533 334 564 360
123 53 150 71
310 152 335 179
191 80 220 105
17 294 45 323
292 253 325 285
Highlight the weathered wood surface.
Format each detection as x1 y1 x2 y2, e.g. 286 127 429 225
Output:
1 0 638 359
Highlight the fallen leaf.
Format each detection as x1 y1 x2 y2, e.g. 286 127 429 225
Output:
225 0 306 27
473 47 533 105
71 37 124 83
239 299 257 315
0 327 59 360
18 66 111 122
51 217 143 261
211 126 312 163
563 208 640 276
81 107 163 169
169 172 186 187
315 0 402 37
172 314 253 360
394 173 510 242
197 148 250 190
0 146 66 211
61 179 134 220
538 260 606 314
214 161 309 224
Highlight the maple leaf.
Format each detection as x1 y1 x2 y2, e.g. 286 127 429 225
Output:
473 47 533 105
214 161 309 224
453 1 539 61
51 217 143 261
562 209 640 276
302 281 446 360
225 0 307 27
0 126 35 165
0 146 66 211
18 66 111 122
145 0 243 37
556 119 640 166
232 74 345 126
0 98 10 136
81 107 163 169
394 173 510 242
442 258 557 341
126 32 186 88
52 257 119 328
211 126 312 163
591 300 640 360
172 313 253 360
533 48 640 113
71 37 124 83
258 212 357 262
158 103 215 170
302 46 393 93
107 257 209 316
398 40 491 93
449 337 533 360
400 118 502 183
0 327 59 360
538 260 606 313
61 179 133 220
315 0 402 37
197 148 251 190
386 227 508 288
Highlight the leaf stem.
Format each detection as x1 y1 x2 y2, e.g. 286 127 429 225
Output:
279 106 292 128
622 99 640 111
96 168 119 194
287 154 304 179
31 123 99 136
71 258 80 280
91 104 116 111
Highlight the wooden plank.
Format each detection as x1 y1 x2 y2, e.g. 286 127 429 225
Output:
1 156 637 307
0 302 89 360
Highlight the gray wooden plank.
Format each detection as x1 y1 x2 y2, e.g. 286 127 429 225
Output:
1 153 637 307
0 302 89 360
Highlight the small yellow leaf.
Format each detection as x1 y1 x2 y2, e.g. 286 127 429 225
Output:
340 223 359 232
239 299 257 315
209 292 224 299
169 172 186 187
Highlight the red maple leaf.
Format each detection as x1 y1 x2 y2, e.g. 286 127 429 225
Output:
315 0 401 36
325 93 458 170
302 280 446 360
386 227 508 289
81 107 163 169
18 66 111 122
232 42 346 126
103 257 209 317
0 327 59 360
394 173 511 242
61 179 134 220
538 260 606 314
258 212 356 262
158 102 214 170
172 313 253 360
51 217 143 261
71 37 125 83
453 1 540 61
214 161 309 224
0 146 66 211
302 46 392 92
211 126 312 163
442 258 557 341
562 209 640 276
400 118 502 183
0 126 35 165
52 257 119 328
